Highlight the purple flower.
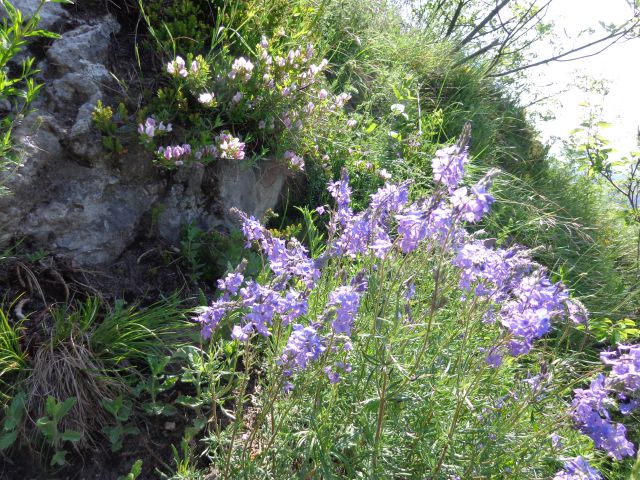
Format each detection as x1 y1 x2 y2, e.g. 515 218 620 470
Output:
280 324 326 375
600 344 640 393
553 457 602 480
284 151 304 171
218 132 245 160
432 145 468 191
571 374 636 460
167 55 188 77
194 299 228 339
566 298 589 325
327 285 361 336
217 272 244 296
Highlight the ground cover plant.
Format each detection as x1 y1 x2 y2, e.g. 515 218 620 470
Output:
2 0 640 478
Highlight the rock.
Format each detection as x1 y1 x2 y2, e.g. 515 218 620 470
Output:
46 15 120 73
6 0 70 32
0 8 288 268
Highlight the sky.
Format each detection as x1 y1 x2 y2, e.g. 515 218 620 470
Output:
526 0 640 160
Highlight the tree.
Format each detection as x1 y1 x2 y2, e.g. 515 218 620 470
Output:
404 0 640 78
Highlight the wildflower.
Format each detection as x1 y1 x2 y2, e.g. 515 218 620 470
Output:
229 57 254 82
327 285 361 336
566 298 589 325
190 59 199 74
138 117 156 139
450 185 495 223
218 133 245 160
194 299 228 339
432 144 469 191
217 271 244 296
600 344 640 393
335 92 351 108
378 169 392 180
390 103 405 114
571 374 635 460
157 144 192 162
167 56 188 77
324 367 340 384
346 119 357 128
258 120 266 129
231 91 243 104
280 324 325 375
259 35 268 49
284 151 304 171
553 457 602 480
318 89 328 100
198 92 216 106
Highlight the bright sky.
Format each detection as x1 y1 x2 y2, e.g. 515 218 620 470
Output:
527 0 640 160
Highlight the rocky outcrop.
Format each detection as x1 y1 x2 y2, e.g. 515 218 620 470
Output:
0 2 287 266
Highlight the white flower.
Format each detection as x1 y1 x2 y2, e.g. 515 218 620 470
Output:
198 92 215 106
390 103 405 114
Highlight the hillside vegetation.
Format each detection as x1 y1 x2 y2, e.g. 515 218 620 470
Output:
1 0 639 478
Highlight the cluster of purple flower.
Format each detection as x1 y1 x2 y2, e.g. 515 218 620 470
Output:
553 457 602 480
193 134 589 396
157 144 192 166
138 117 172 140
166 55 201 78
565 344 640 465
217 132 246 160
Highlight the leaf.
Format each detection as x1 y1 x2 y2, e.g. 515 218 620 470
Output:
60 430 82 443
365 122 377 133
391 85 404 101
125 459 143 480
25 29 61 39
55 397 77 420
50 449 67 467
45 396 56 416
175 395 203 408
48 0 75 4
36 418 56 439
0 430 18 451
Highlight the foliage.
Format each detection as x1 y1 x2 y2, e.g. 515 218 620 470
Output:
101 395 139 452
0 391 25 452
35 396 81 466
0 0 71 173
0 304 27 405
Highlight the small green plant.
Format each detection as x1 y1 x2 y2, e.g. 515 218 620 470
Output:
91 100 127 155
136 354 178 416
0 391 25 451
0 304 27 405
0 0 72 169
588 317 640 345
101 395 139 452
119 459 143 480
35 396 81 466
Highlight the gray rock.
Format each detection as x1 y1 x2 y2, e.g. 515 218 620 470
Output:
46 15 120 73
7 0 70 31
0 10 288 267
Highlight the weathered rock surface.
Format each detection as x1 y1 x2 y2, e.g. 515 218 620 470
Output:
0 1 287 266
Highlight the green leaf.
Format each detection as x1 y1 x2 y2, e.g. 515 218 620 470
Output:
48 0 75 4
0 430 18 451
365 122 377 133
55 397 77 420
36 417 56 439
175 395 202 408
50 449 67 467
60 430 81 443
45 396 56 416
25 29 61 39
